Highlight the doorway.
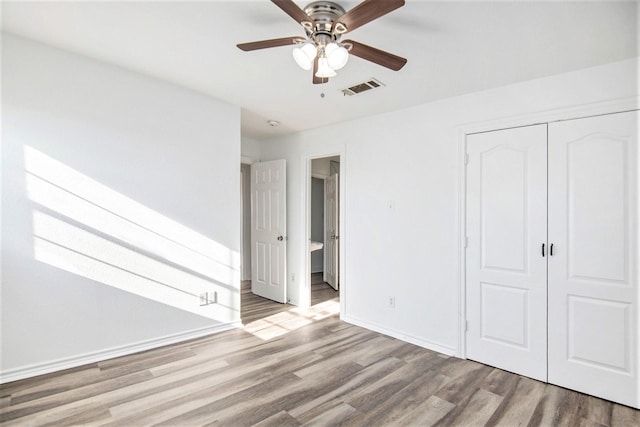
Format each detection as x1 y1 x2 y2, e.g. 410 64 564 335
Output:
309 156 340 306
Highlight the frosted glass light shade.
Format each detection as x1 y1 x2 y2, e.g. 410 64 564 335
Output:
326 43 349 70
292 43 317 70
315 56 337 78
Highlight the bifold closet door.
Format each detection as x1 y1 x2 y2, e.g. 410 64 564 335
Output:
548 111 638 408
466 124 548 381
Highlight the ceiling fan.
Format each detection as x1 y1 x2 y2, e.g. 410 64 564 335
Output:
237 0 407 84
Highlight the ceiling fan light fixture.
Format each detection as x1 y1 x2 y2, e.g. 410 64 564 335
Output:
325 42 349 70
315 56 337 78
237 0 408 85
292 42 317 71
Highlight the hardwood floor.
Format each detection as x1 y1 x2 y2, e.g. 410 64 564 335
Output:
310 272 339 306
1 278 638 426
240 274 338 325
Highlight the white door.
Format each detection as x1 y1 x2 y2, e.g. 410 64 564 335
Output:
324 173 339 290
250 160 287 303
466 124 548 381
548 111 638 408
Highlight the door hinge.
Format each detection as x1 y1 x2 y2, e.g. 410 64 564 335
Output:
464 237 469 248
465 320 469 332
464 153 469 165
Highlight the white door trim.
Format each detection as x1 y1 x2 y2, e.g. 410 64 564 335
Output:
457 95 640 359
303 150 346 316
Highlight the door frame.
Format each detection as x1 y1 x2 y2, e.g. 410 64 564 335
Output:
456 96 639 359
304 151 345 315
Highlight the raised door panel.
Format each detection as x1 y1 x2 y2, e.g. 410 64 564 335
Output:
548 111 638 408
567 135 627 282
466 124 548 381
481 147 528 273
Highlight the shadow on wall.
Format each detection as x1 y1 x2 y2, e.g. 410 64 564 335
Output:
24 145 240 321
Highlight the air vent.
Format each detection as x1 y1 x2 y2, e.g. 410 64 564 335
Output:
341 78 385 96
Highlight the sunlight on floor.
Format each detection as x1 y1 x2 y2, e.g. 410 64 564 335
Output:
244 299 340 341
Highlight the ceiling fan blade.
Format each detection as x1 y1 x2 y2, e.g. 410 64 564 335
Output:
345 39 407 71
312 57 329 84
336 0 404 33
271 0 313 25
237 36 304 51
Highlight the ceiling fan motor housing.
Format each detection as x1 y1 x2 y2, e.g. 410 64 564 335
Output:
303 1 347 41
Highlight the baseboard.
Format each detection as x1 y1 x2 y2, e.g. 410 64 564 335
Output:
342 315 457 356
0 321 242 384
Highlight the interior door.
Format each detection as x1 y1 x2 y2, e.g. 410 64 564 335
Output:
548 111 638 408
250 160 287 303
324 173 339 290
466 124 548 381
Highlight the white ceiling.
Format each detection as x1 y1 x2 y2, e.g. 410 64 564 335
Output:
2 1 637 140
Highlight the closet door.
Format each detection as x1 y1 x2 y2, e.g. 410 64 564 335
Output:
466 124 548 381
548 111 638 408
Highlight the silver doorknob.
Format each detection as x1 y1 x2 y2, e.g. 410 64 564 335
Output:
277 236 284 241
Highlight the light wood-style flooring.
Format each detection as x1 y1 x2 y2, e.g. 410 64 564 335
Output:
240 273 338 325
1 276 638 426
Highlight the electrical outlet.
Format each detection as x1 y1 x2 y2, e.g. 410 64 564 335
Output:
199 292 208 306
207 291 217 304
388 296 395 308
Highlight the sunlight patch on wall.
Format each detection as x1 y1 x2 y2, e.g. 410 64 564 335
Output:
24 146 239 279
24 146 240 321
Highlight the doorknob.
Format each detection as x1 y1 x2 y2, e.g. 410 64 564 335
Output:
277 236 284 241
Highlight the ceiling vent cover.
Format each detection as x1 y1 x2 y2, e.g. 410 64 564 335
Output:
341 78 385 96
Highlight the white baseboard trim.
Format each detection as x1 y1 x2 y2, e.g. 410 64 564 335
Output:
342 315 457 357
0 321 242 384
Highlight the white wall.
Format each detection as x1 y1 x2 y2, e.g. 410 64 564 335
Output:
260 57 639 354
1 35 242 381
241 137 261 164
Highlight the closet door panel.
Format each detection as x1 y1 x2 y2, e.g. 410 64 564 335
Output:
466 124 548 381
566 132 627 282
548 110 638 408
